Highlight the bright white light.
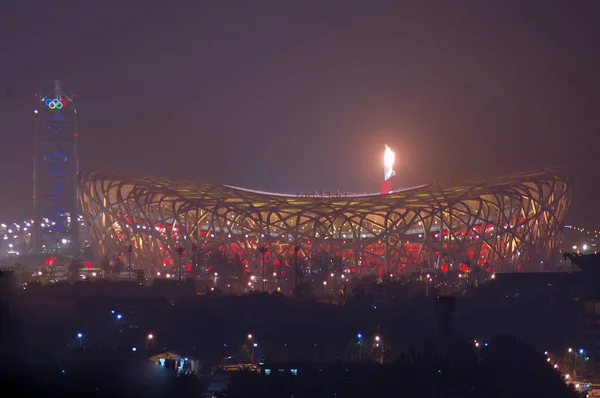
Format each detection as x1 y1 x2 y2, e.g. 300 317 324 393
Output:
383 145 396 181
383 145 395 168
583 244 588 251
61 238 67 244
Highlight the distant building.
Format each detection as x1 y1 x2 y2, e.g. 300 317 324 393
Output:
78 167 571 276
33 80 80 254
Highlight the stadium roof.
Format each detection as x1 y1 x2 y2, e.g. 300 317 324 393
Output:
78 166 571 211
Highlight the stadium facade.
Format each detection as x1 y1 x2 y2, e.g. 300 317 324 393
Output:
78 167 571 276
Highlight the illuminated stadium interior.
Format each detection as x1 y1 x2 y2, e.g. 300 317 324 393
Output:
78 167 571 276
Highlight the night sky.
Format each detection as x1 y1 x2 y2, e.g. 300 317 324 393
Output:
1 1 599 225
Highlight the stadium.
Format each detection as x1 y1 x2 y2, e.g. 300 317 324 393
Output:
78 165 572 278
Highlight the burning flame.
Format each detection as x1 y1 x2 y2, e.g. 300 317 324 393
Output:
384 145 395 169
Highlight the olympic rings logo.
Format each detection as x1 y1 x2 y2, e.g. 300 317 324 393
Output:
45 98 67 110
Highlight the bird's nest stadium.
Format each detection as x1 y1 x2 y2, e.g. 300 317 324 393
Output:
78 167 571 276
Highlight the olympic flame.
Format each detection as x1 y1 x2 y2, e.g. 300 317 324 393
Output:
383 145 395 181
384 145 395 168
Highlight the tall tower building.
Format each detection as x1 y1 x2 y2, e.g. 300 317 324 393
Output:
33 80 79 254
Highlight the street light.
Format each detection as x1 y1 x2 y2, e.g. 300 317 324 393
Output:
323 280 327 297
76 332 83 347
374 335 384 364
259 246 268 292
146 333 154 351
247 334 255 364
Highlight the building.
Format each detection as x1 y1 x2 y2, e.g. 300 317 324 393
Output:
33 80 80 254
78 167 571 277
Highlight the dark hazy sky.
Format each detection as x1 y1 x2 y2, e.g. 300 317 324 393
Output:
0 1 599 224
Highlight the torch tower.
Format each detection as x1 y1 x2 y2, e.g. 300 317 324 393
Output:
32 80 79 254
379 145 396 194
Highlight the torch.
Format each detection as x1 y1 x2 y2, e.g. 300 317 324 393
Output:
380 145 396 194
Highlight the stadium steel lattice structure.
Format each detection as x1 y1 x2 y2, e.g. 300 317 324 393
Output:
78 167 571 276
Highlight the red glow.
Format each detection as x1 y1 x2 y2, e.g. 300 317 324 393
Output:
74 133 79 137
441 264 449 272
85 261 92 269
44 256 53 266
187 264 192 272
